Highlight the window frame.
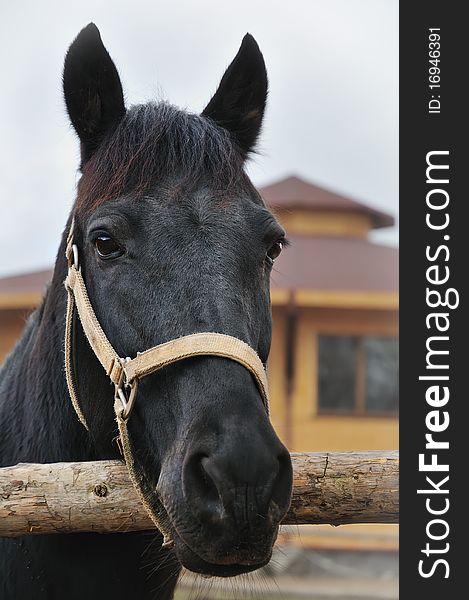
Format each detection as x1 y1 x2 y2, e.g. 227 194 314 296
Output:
316 332 399 418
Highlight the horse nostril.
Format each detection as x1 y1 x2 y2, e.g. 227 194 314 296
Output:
270 448 293 516
183 453 224 524
199 457 220 504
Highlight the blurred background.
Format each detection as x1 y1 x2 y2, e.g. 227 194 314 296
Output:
0 1 398 598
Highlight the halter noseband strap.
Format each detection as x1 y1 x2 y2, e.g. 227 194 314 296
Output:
63 218 270 544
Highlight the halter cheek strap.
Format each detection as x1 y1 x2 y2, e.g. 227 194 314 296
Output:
63 219 270 545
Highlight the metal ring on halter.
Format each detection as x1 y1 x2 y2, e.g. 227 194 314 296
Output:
114 358 139 420
115 381 139 420
72 244 79 270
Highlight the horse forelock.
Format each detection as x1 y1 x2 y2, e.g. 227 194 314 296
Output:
76 102 244 213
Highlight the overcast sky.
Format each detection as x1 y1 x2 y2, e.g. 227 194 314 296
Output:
0 0 398 277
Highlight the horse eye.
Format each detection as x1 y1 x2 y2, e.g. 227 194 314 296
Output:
266 240 284 264
95 235 123 259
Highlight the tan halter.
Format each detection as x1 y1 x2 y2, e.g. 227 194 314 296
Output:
63 218 270 543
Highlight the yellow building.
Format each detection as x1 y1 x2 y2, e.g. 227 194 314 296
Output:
0 175 398 454
261 175 399 554
264 176 398 452
0 270 51 360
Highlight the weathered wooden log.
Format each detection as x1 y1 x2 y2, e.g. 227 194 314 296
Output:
0 451 398 537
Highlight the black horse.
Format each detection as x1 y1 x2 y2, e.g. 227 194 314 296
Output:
0 24 292 599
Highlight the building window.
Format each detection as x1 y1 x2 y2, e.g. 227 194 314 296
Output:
318 335 398 415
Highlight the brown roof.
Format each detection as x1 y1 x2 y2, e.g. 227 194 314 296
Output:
271 235 398 293
0 269 52 296
260 175 394 230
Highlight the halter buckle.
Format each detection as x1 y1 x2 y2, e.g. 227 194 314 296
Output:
114 358 138 420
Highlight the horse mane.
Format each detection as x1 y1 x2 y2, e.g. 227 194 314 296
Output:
77 102 244 212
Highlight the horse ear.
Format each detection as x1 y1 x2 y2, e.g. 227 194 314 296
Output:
63 23 125 165
202 34 268 157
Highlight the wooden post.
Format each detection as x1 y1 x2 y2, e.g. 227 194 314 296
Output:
0 451 398 537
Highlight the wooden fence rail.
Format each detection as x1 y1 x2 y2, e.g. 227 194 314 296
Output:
0 451 398 537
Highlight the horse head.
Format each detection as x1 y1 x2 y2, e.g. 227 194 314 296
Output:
63 23 292 577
